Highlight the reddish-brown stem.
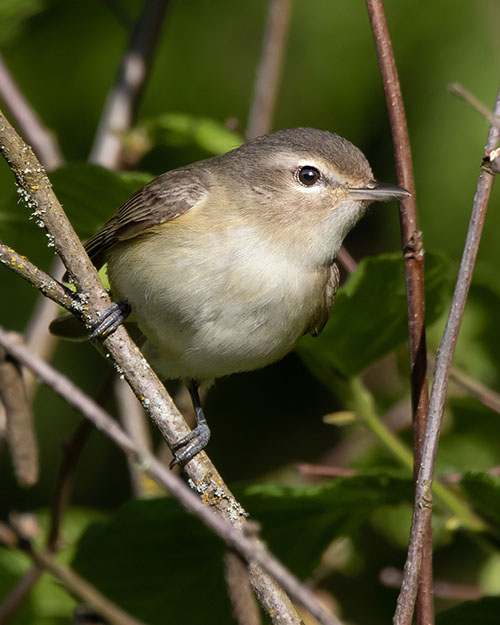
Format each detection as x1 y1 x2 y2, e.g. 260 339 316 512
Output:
393 84 500 625
365 1 432 622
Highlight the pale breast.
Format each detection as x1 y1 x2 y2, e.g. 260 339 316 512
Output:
106 220 327 382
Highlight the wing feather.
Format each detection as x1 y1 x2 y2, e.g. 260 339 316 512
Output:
84 167 209 268
307 262 340 337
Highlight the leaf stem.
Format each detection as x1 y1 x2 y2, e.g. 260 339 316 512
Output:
347 377 484 532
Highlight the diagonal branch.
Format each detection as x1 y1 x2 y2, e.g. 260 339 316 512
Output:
393 84 500 625
0 54 63 170
0 519 146 625
0 109 323 625
0 326 342 625
90 0 170 169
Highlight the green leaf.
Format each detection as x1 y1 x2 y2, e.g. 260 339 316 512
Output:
71 474 412 624
0 507 106 625
238 473 413 578
297 252 449 378
436 597 500 625
136 112 243 156
437 398 500 475
72 497 229 625
460 473 500 527
0 0 44 44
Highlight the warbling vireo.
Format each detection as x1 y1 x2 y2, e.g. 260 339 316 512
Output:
51 127 409 467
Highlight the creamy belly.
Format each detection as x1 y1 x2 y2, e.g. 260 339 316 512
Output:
106 223 327 383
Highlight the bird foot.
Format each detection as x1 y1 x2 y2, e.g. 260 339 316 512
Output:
169 422 211 468
88 301 131 340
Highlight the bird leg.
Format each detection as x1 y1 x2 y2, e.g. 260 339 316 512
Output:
169 381 211 468
88 301 131 340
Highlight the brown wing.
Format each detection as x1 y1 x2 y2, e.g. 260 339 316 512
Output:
84 167 209 269
307 261 340 337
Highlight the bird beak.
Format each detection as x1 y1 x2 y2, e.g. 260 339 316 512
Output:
348 180 410 202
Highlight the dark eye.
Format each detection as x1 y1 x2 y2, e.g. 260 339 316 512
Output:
297 166 321 186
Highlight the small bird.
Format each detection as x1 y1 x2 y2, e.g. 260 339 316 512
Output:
51 127 409 467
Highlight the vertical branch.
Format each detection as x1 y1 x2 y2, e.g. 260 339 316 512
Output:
0 344 38 486
364 2 432 623
114 378 154 498
90 0 169 169
247 0 292 139
393 85 500 625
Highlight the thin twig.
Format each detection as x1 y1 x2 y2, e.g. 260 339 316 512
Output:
48 418 95 551
114 378 153 498
0 342 38 486
224 551 262 625
0 327 343 625
0 107 331 624
0 520 146 625
294 464 356 479
0 244 76 310
448 82 500 127
0 55 63 170
428 354 500 416
90 0 169 168
0 373 114 619
246 0 292 139
23 257 65 399
380 568 483 601
0 567 42 624
393 84 500 625
364 2 432 622
335 246 358 274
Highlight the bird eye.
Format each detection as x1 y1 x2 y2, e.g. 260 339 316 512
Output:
297 166 321 186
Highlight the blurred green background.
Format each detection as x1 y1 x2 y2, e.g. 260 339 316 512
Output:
1 1 500 624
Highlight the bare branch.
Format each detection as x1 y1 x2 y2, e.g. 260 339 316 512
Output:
294 464 356 479
0 342 38 486
90 0 170 168
0 107 311 624
0 566 42 623
335 247 358 274
247 0 292 139
48 418 95 551
393 84 500 625
0 55 63 170
224 551 262 625
364 2 432 621
0 327 342 625
429 355 500 416
1 520 146 625
23 257 65 398
380 567 483 601
449 82 500 128
114 378 154 498
0 243 76 311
